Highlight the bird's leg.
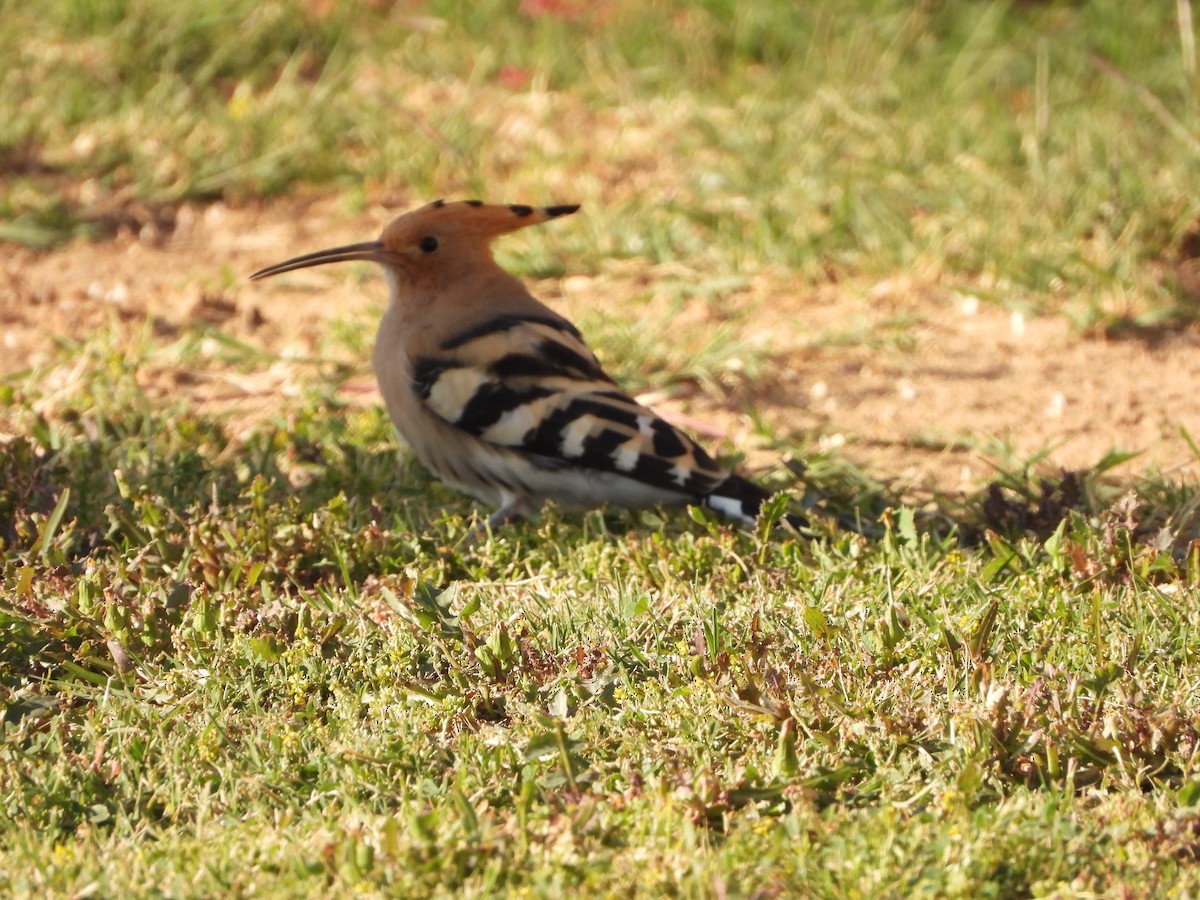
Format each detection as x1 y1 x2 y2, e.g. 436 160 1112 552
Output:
486 502 526 531
460 498 529 547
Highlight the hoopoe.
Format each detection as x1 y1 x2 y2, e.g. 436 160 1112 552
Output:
251 200 802 533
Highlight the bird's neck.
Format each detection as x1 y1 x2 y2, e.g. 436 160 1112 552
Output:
383 257 526 314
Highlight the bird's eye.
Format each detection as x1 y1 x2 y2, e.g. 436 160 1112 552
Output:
418 236 439 253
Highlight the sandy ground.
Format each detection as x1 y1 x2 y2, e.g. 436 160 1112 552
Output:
2 199 1198 494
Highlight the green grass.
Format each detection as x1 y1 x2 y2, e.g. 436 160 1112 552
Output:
3 317 1200 896
3 0 1200 325
5 1 1200 896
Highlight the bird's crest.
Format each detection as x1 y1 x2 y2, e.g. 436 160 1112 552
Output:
382 200 580 246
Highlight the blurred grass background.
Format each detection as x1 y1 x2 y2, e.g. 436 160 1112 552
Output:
3 0 1199 327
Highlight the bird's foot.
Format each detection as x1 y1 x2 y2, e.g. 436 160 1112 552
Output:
458 502 528 548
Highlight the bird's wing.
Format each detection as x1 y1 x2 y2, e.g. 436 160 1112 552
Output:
413 313 730 498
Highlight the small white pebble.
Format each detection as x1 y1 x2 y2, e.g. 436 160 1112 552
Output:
957 293 980 316
1009 311 1026 337
79 179 101 205
1045 392 1066 418
897 379 917 401
986 683 1008 708
810 380 828 400
71 132 98 159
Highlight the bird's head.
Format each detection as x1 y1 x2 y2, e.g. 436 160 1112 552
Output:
250 200 580 288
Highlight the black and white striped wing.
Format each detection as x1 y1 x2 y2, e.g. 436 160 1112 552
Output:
413 314 730 499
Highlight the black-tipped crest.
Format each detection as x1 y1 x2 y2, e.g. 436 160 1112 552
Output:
381 200 580 245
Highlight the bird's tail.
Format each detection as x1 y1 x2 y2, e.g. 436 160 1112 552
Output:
702 474 806 530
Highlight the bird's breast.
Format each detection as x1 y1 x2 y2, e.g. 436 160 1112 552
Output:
371 310 424 440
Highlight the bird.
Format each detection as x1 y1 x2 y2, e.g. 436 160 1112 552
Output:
250 200 802 534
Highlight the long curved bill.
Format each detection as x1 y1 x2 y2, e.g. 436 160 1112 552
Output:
249 241 388 280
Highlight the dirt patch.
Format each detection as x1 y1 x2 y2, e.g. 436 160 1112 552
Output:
761 277 1200 492
2 201 1198 491
1 198 365 367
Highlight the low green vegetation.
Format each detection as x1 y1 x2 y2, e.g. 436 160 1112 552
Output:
2 327 1199 895
4 1 1200 896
